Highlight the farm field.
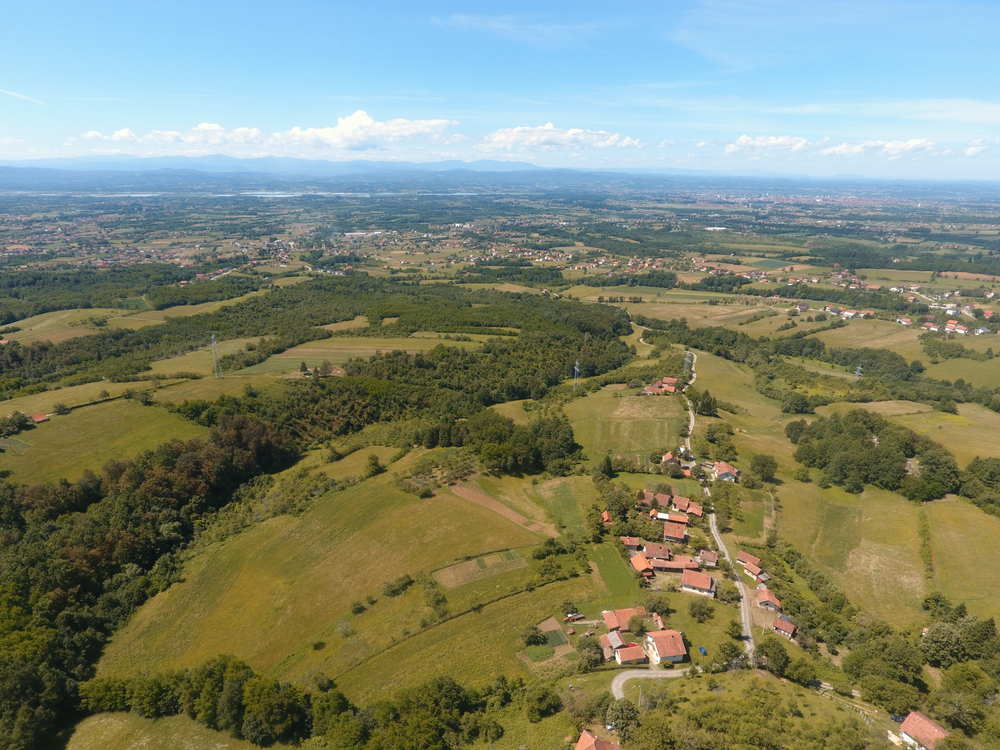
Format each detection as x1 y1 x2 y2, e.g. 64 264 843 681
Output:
890 403 1000 466
96 458 544 690
105 290 265 328
924 356 1000 389
146 337 261 376
7 307 123 344
0 379 160 417
926 499 1000 618
0 400 208 484
810 319 925 362
563 388 686 464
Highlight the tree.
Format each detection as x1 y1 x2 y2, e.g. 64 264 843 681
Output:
299 361 308 373
627 711 675 750
792 466 811 482
628 615 646 636
53 402 70 415
605 698 640 741
365 453 385 477
594 454 615 480
717 640 742 665
716 580 741 605
522 625 546 647
319 359 334 376
754 636 790 676
525 684 562 723
781 391 813 414
688 599 714 623
561 600 577 616
785 658 817 685
922 622 966 668
725 620 743 640
645 594 672 617
750 454 778 483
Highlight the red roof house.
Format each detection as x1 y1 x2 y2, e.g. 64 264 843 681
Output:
680 569 716 597
575 729 620 750
31 413 48 424
646 629 687 664
756 587 782 612
663 522 687 544
615 645 647 665
900 711 949 750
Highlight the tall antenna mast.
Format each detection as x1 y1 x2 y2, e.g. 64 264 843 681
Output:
212 333 224 380
573 360 580 392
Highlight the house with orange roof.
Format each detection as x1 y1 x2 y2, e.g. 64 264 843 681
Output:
31 413 48 424
736 551 760 567
663 522 687 544
900 711 949 750
630 553 654 578
575 729 620 750
756 587 782 612
713 461 740 482
687 502 703 517
620 536 643 550
680 569 716 598
646 629 687 664
602 510 613 526
615 644 647 665
773 616 796 639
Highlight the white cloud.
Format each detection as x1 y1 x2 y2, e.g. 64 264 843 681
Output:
270 110 454 150
0 137 26 145
696 141 707 147
433 14 605 46
724 134 814 155
82 128 139 142
821 138 938 159
477 123 643 151
657 140 676 147
965 138 1000 157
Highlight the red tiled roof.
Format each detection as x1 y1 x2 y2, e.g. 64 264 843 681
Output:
643 543 673 560
648 629 687 659
900 711 949 749
663 522 687 541
575 729 621 750
630 553 653 574
681 569 714 591
687 502 703 517
666 513 688 525
673 496 690 511
773 617 796 636
736 551 760 567
714 461 739 476
616 645 646 663
602 611 620 630
698 549 718 564
757 588 782 609
620 536 643 547
745 562 762 577
31 413 48 423
602 510 613 524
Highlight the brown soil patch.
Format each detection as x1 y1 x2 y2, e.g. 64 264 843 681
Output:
433 554 528 588
450 482 557 537
538 616 562 633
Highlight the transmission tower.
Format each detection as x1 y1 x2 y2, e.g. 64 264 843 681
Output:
573 360 580 391
212 333 224 380
854 364 863 381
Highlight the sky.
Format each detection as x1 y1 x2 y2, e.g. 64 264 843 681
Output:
2 0 999 179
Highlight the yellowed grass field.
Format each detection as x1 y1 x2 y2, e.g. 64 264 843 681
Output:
8 308 122 344
96 459 542 685
812 319 925 362
67 713 259 750
926 499 1000 618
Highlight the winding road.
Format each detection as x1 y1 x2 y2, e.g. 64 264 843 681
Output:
610 347 756 699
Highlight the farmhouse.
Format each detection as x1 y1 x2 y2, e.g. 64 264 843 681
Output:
697 549 718 567
773 616 796 639
643 543 673 560
743 562 770 583
736 551 760 568
756 587 782 612
663 522 688 544
575 729 620 750
686 502 704 518
900 711 949 750
602 511 613 527
646 629 687 664
673 496 690 512
630 553 654 578
615 645 647 665
601 607 647 632
714 461 740 482
620 536 643 550
662 452 680 465
680 569 716 598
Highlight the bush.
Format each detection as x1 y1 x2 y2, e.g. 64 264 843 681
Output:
522 624 547 647
688 599 714 623
525 684 562 723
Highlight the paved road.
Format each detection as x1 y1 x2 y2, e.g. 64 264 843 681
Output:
709 512 756 653
611 666 689 699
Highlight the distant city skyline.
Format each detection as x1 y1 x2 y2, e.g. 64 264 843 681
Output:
2 0 998 179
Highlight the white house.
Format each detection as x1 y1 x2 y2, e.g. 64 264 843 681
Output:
899 711 949 750
680 569 716 598
646 629 687 664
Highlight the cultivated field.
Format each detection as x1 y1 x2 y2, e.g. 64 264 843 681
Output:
563 388 686 462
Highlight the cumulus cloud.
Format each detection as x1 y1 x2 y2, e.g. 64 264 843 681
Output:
696 141 707 147
75 112 456 155
821 138 938 159
270 110 455 150
477 123 643 151
724 134 814 155
657 140 676 148
965 138 1000 157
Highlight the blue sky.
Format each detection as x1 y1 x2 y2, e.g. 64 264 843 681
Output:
2 0 999 178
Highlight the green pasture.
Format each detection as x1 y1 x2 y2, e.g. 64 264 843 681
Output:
926 499 1000 619
490 399 530 425
7 307 122 344
0 400 207 484
67 713 260 750
810 319 925 363
890 403 1000 466
97 458 543 689
925 356 1000 389
563 388 686 463
0 379 161 417
146 337 261 377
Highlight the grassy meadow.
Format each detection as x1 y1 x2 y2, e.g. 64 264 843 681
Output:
0 400 207 484
925 499 1000 619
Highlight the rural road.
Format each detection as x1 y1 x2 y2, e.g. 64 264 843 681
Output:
611 666 690 699
709 512 756 654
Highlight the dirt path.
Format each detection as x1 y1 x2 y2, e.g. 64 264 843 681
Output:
450 482 558 537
